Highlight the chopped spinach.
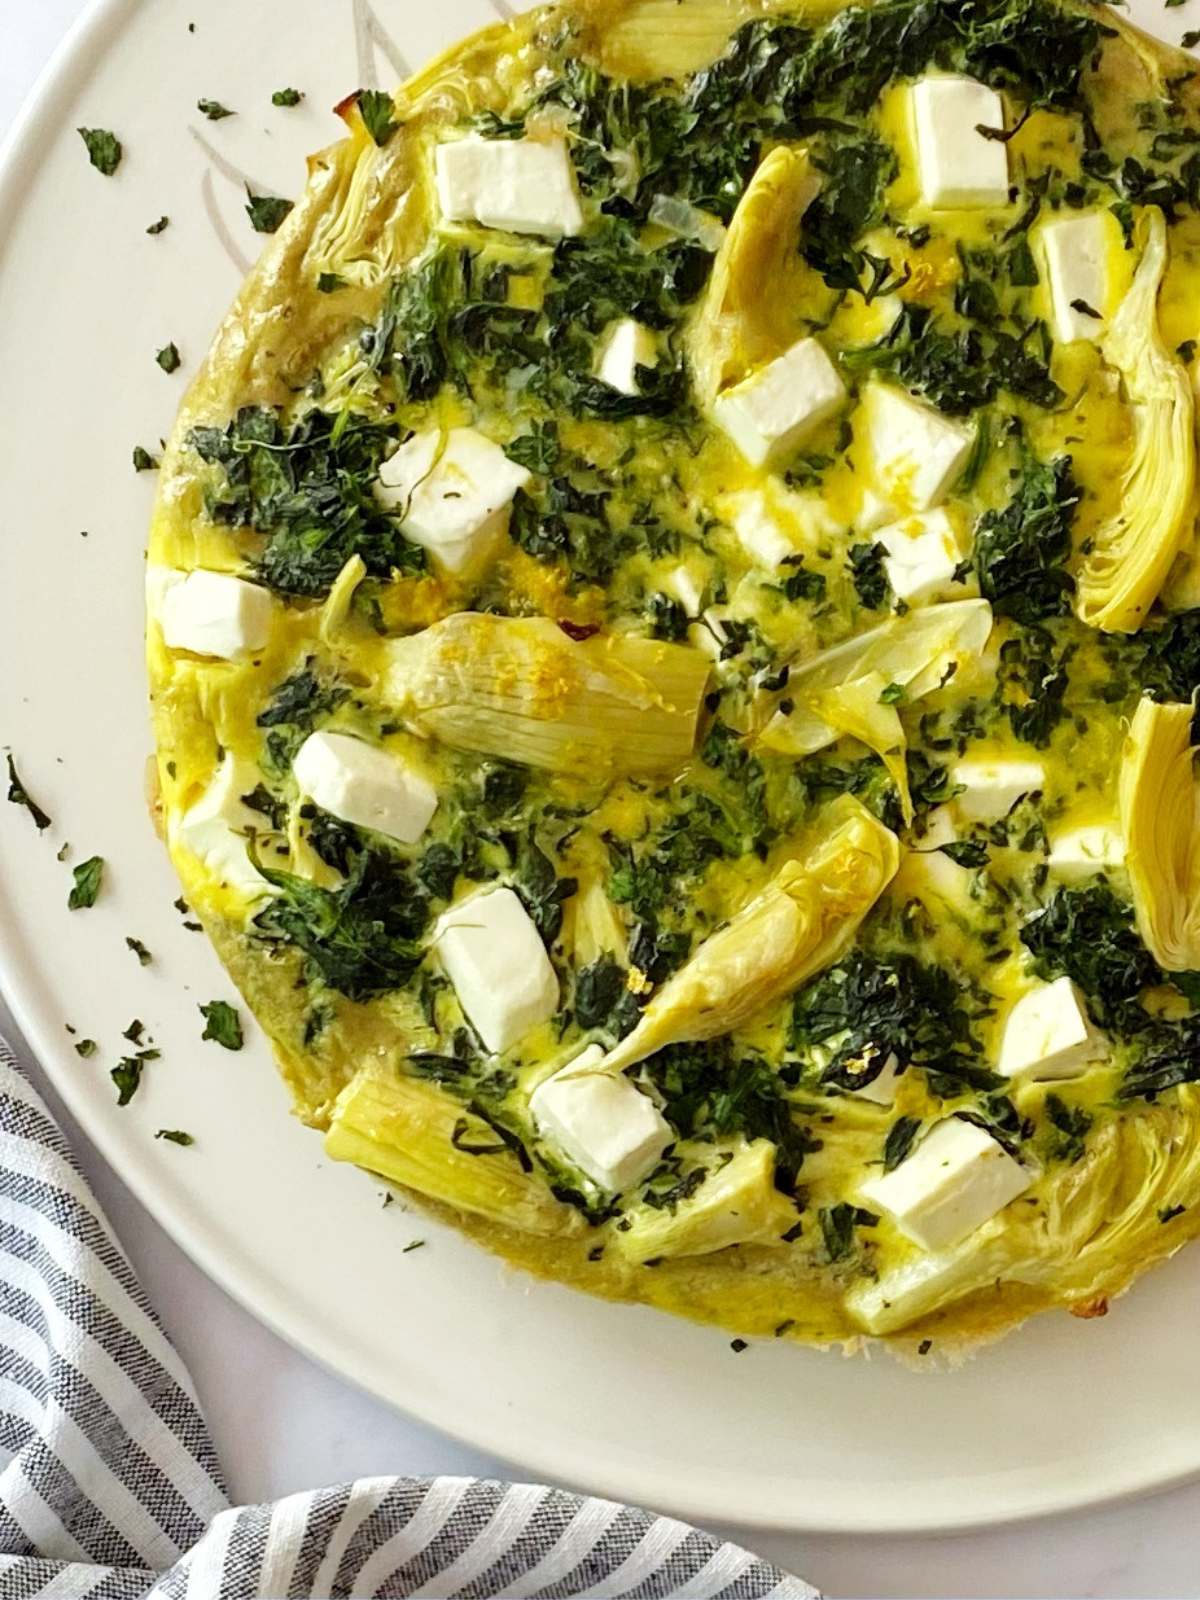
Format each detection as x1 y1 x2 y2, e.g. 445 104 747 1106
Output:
187 406 416 596
974 453 1078 624
1021 884 1159 1032
252 847 429 1001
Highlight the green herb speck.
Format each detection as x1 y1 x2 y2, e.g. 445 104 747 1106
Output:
78 128 122 175
199 999 243 1050
68 855 104 909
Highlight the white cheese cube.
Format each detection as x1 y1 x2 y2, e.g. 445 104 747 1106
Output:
876 509 965 606
1046 823 1125 882
997 976 1108 1081
531 1055 672 1192
293 731 437 845
859 1117 1030 1251
911 76 1010 209
951 757 1045 821
436 886 559 1054
728 491 795 569
860 382 975 514
160 570 274 660
376 427 531 577
595 318 658 395
175 757 273 901
851 1051 905 1107
712 337 846 467
434 135 584 238
1039 210 1115 345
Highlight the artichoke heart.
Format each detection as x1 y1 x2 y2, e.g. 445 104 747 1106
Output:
381 612 710 777
601 799 900 1073
614 1138 798 1263
686 144 821 405
757 599 993 757
804 670 913 823
1119 696 1200 971
1075 208 1196 634
325 1063 583 1237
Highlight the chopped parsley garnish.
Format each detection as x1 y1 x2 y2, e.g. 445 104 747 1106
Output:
132 445 159 472
357 89 398 146
67 856 104 910
146 215 170 235
111 1058 145 1106
199 1000 244 1050
272 87 304 107
156 343 181 374
78 127 122 175
155 1129 195 1146
6 756 51 832
125 936 152 966
197 99 235 120
244 188 294 234
74 1039 98 1059
316 272 347 293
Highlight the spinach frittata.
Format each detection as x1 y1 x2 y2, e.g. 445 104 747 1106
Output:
148 0 1200 1353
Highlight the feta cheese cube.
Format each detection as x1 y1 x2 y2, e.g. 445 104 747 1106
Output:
436 886 559 1054
175 757 273 900
376 427 531 576
997 976 1108 1081
1039 210 1115 345
951 757 1045 821
159 570 275 660
1046 823 1126 882
859 1117 1030 1251
911 76 1010 209
728 491 795 569
712 337 846 467
860 382 975 514
594 318 658 395
876 508 965 606
531 1053 672 1192
292 731 437 845
850 1051 905 1107
434 135 584 238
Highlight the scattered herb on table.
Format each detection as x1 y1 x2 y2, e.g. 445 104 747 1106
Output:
272 88 304 107
74 1039 97 1059
199 1000 243 1050
6 755 51 831
78 127 122 175
197 98 235 120
132 445 159 472
155 1129 195 1146
156 343 181 374
111 1058 144 1106
68 856 105 910
125 936 152 966
146 215 170 235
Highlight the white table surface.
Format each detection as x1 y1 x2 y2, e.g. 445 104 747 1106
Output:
4 7 1200 1597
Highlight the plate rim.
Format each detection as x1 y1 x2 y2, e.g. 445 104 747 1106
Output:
2 0 1200 1537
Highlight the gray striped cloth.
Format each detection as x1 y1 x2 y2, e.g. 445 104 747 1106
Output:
0 1042 817 1599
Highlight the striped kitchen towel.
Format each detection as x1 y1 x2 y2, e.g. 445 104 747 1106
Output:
0 1042 817 1599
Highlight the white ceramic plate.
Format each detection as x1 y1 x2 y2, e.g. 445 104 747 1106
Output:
4 0 1200 1537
